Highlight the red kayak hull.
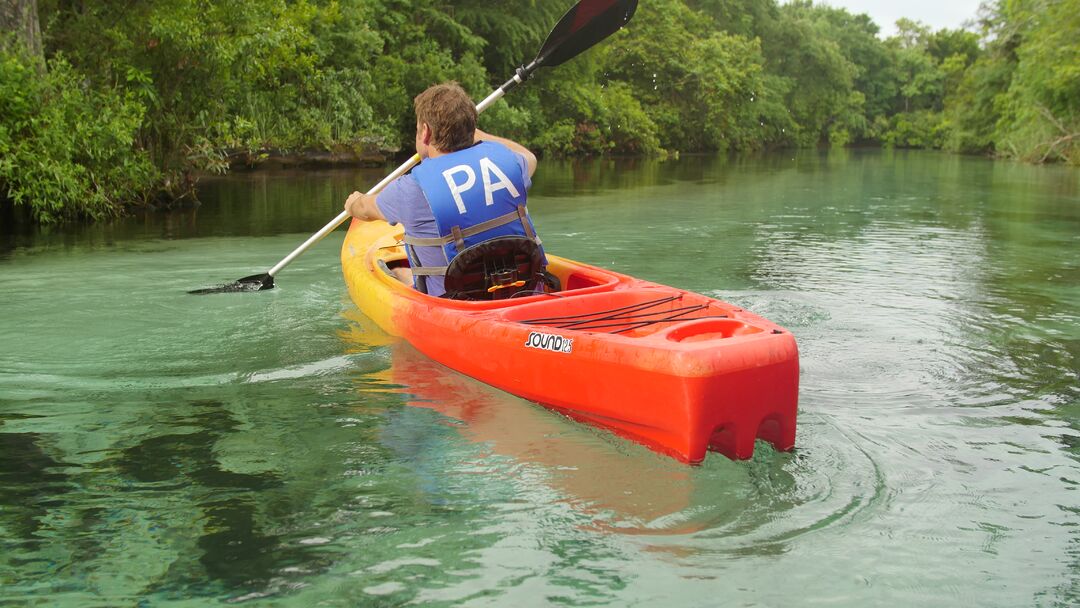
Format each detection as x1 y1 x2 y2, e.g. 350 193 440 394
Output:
343 219 799 463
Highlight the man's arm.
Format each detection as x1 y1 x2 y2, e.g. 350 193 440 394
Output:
475 128 537 178
344 191 386 222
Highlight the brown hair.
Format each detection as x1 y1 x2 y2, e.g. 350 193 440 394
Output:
414 82 477 152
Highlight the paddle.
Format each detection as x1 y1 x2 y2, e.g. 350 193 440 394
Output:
190 0 637 294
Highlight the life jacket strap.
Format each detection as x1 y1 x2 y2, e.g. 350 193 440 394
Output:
516 205 536 240
450 225 465 252
402 206 538 248
412 266 449 276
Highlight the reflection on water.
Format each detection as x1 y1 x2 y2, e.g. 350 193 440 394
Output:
368 337 704 533
1 149 1077 606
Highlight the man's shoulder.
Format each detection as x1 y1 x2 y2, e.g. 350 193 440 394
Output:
381 174 422 200
376 174 428 226
479 140 521 161
476 141 530 177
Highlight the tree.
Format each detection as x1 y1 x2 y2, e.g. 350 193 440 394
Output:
603 0 773 152
795 4 897 140
888 20 945 112
0 0 43 62
945 0 1079 163
994 0 1080 163
763 2 862 146
686 0 779 38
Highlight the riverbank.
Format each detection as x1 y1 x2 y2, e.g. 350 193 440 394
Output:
225 139 400 172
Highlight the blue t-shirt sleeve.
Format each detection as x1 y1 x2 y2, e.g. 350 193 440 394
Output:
375 175 424 226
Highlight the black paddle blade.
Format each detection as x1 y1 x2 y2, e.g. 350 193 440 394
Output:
535 0 638 68
188 273 275 295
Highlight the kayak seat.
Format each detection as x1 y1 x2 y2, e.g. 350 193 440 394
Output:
443 236 558 300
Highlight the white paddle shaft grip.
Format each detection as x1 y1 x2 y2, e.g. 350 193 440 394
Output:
476 86 508 113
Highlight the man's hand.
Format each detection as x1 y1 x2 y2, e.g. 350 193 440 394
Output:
344 191 385 222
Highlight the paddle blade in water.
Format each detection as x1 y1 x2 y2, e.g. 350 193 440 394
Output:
188 273 275 295
535 0 637 67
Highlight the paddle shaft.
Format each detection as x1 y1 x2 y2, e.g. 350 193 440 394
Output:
267 79 525 278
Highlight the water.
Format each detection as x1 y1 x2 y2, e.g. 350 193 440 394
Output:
1 150 1077 606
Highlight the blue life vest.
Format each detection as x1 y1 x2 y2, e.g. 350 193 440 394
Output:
406 141 544 293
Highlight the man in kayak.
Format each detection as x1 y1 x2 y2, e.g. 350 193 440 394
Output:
343 82 544 298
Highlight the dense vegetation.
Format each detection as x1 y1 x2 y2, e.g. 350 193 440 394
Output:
1 0 1077 223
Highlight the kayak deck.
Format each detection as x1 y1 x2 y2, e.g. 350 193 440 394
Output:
342 219 799 463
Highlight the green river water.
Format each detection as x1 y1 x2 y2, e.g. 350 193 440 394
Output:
1 149 1077 606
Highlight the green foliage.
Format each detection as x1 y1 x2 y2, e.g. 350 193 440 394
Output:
891 45 944 113
604 0 772 152
814 8 896 129
946 45 1015 154
945 0 1080 164
0 50 157 223
687 0 779 37
4 0 1077 224
451 0 566 77
883 111 949 149
941 1 1014 156
885 19 981 115
596 82 661 154
926 27 980 66
763 2 863 146
993 0 1080 163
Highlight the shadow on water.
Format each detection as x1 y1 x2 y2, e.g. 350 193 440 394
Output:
0 433 74 544
113 401 289 589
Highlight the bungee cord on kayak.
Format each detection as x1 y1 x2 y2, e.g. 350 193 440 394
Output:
518 295 686 323
519 295 727 334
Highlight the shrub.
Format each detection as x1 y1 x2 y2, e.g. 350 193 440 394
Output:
882 110 948 149
0 51 157 223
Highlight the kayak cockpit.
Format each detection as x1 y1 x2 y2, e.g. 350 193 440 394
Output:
369 230 628 307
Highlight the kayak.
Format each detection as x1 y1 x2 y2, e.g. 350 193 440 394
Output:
341 218 799 463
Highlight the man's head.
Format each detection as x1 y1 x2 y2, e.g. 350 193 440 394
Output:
413 82 477 158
